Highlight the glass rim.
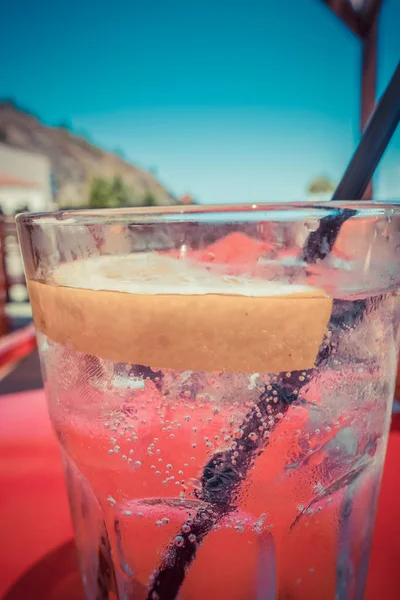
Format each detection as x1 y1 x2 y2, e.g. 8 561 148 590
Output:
15 200 400 227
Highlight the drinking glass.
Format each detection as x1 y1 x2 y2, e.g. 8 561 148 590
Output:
17 204 400 600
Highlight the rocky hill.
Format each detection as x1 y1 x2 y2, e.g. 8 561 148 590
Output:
0 101 176 207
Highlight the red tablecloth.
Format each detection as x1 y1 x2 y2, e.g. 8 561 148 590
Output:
0 389 399 599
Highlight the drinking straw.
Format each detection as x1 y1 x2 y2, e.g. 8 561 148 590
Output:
333 61 400 203
140 61 396 599
302 60 400 264
146 61 400 600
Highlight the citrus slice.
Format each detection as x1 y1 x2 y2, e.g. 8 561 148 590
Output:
28 253 332 373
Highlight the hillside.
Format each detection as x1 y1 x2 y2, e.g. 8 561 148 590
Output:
0 101 176 207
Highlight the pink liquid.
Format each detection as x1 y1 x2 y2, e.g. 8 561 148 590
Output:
38 290 394 600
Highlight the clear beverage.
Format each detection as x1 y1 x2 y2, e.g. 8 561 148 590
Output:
17 205 400 600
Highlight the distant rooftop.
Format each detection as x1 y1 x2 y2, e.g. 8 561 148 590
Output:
0 174 38 189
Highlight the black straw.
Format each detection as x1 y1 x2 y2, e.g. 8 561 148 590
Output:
333 61 400 202
302 60 400 265
147 62 400 600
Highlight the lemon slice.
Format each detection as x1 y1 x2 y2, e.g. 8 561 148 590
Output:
28 254 332 373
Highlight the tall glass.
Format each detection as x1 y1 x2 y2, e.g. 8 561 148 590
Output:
17 204 400 600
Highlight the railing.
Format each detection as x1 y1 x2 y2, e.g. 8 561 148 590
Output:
0 323 37 369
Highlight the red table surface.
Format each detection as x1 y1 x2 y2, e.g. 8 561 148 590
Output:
0 389 399 599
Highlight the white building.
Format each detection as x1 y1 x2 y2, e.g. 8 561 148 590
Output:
0 144 54 214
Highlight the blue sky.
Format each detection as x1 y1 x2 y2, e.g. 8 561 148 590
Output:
1 0 399 203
